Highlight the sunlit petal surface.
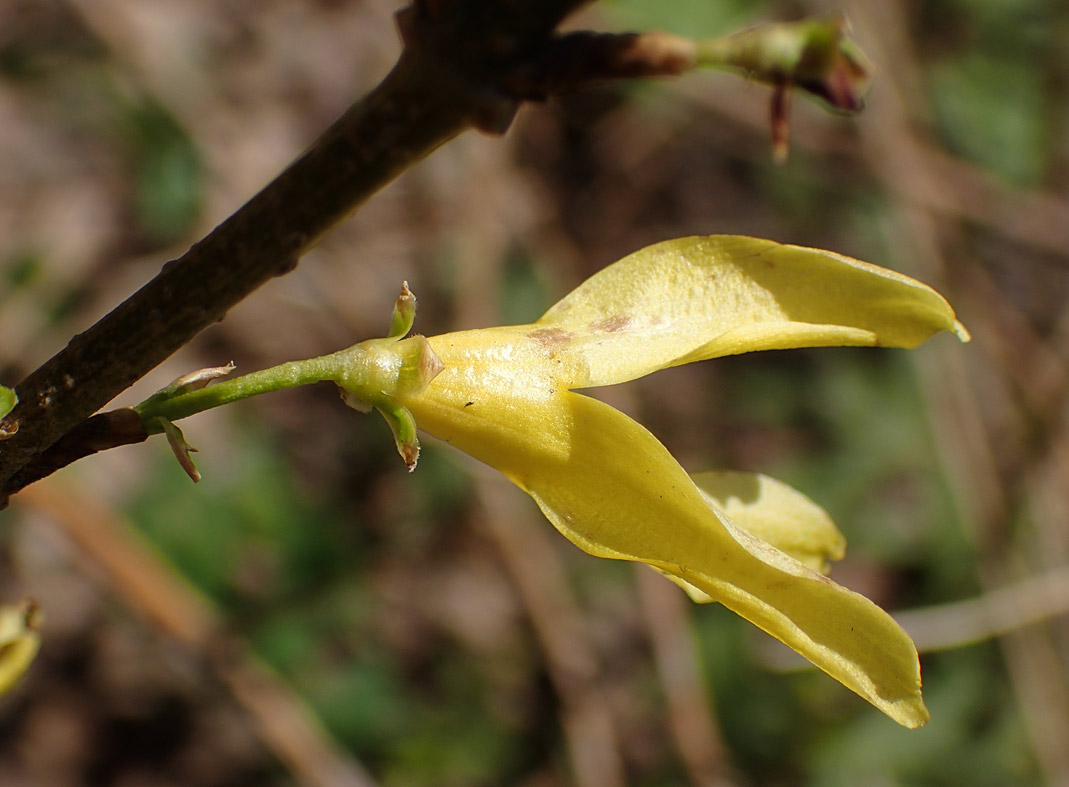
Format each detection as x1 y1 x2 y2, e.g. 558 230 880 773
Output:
538 236 968 387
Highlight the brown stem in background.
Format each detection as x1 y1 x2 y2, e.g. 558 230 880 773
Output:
637 568 733 787
477 478 627 787
17 478 377 787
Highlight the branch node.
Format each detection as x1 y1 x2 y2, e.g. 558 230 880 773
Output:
471 93 521 135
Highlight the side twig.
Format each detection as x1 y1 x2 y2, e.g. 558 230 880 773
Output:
0 9 869 501
0 0 590 499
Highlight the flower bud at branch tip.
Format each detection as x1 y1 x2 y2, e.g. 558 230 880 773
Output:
695 14 873 159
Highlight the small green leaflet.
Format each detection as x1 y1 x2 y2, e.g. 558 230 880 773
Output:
0 386 16 420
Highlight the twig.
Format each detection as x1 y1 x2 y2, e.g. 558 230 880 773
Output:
0 0 592 498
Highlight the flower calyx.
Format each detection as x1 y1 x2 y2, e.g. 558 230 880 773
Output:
337 282 444 471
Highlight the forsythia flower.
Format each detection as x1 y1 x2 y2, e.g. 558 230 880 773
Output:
395 235 967 727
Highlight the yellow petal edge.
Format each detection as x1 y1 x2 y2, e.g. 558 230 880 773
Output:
539 235 968 388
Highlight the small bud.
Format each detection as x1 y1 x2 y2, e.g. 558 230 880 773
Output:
0 385 16 419
697 14 873 157
164 363 237 396
790 16 873 113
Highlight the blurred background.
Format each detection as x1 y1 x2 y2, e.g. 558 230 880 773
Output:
2 0 1068 784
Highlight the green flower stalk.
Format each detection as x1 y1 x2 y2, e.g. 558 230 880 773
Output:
136 283 443 475
136 236 967 727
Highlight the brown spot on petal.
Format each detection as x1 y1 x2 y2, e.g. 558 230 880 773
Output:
590 314 631 333
528 327 572 348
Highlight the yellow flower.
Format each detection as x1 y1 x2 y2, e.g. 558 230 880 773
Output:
391 236 970 727
135 234 966 726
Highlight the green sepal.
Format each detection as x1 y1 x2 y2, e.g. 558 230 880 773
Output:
377 402 421 471
155 417 201 483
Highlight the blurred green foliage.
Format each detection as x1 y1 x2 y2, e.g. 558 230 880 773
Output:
928 53 1046 185
605 0 770 37
121 98 203 243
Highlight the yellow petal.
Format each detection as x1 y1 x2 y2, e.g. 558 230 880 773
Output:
538 236 968 388
405 329 928 726
0 601 40 695
662 471 846 604
404 326 575 472
690 470 845 573
521 394 928 728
